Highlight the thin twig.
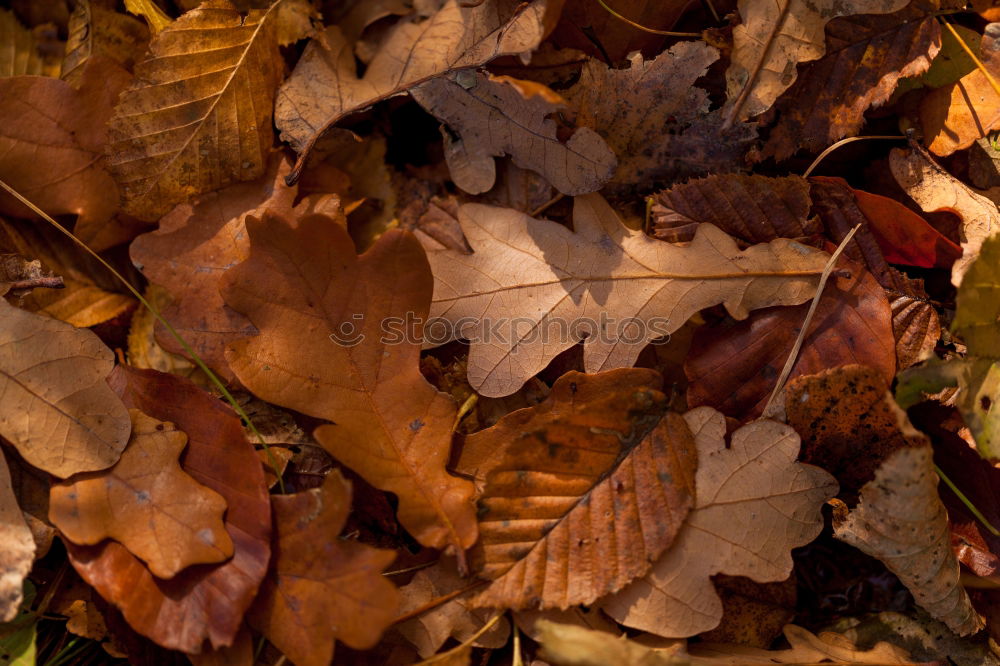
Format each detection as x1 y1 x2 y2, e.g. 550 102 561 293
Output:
761 224 862 419
937 463 1000 536
596 0 701 37
529 193 565 218
803 136 906 178
393 580 487 625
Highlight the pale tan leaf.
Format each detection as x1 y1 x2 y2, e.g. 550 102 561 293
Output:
833 442 984 636
0 8 63 78
274 0 563 175
422 193 830 398
0 449 35 623
890 145 1000 287
49 409 234 580
61 0 149 86
725 0 909 123
601 407 837 638
411 72 615 195
106 0 283 221
0 300 130 478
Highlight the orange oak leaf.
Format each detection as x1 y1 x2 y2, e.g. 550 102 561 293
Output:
602 407 837 637
65 366 271 654
465 370 695 610
129 153 342 382
0 298 130 478
248 470 399 666
221 211 478 560
274 0 563 178
0 56 130 246
50 409 233 580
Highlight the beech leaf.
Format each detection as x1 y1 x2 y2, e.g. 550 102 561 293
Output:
50 409 233 580
410 71 616 196
726 0 909 123
833 444 985 635
61 0 149 86
221 211 479 558
601 407 837 637
423 193 831 398
0 8 63 78
275 0 562 176
106 0 283 220
248 470 399 666
0 299 130 478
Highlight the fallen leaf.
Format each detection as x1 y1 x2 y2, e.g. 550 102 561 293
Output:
601 407 837 637
0 56 130 244
833 443 985 635
61 0 149 86
50 409 234 580
395 562 510 659
564 43 756 190
125 285 203 383
725 0 909 123
248 470 399 666
697 575 797 648
423 193 830 398
534 620 914 665
0 8 63 78
786 365 915 498
66 365 271 653
471 387 694 609
456 369 666 485
761 3 941 161
124 0 172 34
221 211 478 558
0 299 130 478
890 145 1000 286
411 71 615 196
274 0 562 176
106 0 283 220
0 450 35 623
922 28 1000 156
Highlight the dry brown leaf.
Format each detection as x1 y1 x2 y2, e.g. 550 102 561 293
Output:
61 0 149 86
274 0 563 176
221 211 478 559
422 193 830 398
601 407 837 637
761 4 941 161
833 443 985 636
725 0 909 123
890 145 1000 286
395 562 510 659
0 8 63 78
0 299 130 478
411 71 615 196
125 285 203 383
0 449 35 623
248 470 399 666
0 57 130 243
563 43 756 189
50 409 233 580
106 0 283 221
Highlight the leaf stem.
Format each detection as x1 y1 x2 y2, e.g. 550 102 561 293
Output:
0 178 285 493
595 0 702 38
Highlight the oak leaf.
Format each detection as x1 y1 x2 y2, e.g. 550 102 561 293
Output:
761 3 941 161
50 409 233 580
274 0 563 177
563 43 756 189
423 193 830 398
0 450 35 623
66 366 271 653
0 299 130 478
725 0 909 123
601 407 837 637
0 8 63 78
833 444 984 635
0 57 130 245
221 211 478 558
106 0 283 220
411 71 615 196
890 145 1000 286
61 0 149 87
248 470 399 666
